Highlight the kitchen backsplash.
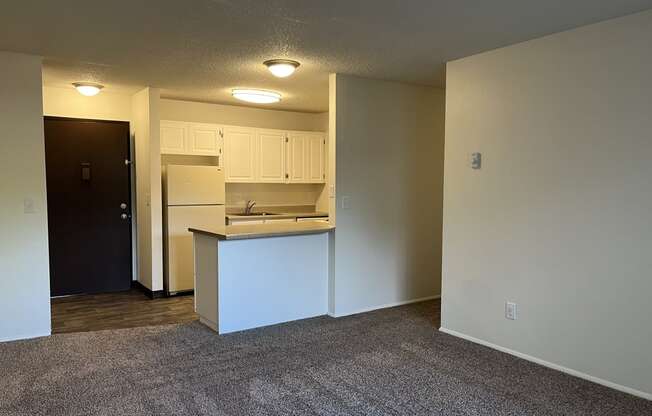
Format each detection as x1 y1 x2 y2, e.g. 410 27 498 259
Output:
226 183 324 208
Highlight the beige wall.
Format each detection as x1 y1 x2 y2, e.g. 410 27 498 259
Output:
160 98 327 131
43 86 131 121
226 183 324 209
442 10 652 399
42 89 327 132
331 74 445 316
0 52 51 341
131 88 163 291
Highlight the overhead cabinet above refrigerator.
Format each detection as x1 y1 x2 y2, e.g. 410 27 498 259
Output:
160 121 224 168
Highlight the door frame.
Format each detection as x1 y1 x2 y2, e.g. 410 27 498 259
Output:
43 116 136 294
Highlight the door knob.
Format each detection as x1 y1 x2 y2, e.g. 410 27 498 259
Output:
121 213 129 220
120 203 127 210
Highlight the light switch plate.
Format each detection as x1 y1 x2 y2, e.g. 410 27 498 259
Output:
505 302 517 320
471 152 482 169
341 196 351 209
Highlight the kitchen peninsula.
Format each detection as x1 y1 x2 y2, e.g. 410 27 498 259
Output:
190 222 334 334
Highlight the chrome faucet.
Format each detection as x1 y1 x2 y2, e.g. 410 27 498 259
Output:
244 200 256 215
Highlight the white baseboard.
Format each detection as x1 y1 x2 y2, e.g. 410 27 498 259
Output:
439 327 652 401
329 295 441 318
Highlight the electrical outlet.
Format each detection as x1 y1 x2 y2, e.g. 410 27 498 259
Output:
505 302 517 320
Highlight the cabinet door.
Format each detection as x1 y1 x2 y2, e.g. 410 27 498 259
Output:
189 123 221 156
287 133 307 183
257 130 286 183
224 126 256 182
160 121 188 154
307 134 325 183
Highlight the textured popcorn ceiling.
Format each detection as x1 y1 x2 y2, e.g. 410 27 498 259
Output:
2 0 652 112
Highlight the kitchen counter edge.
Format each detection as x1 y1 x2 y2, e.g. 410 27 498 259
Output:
189 222 335 241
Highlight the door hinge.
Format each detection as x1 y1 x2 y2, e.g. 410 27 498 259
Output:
285 137 289 143
219 128 224 138
285 173 289 179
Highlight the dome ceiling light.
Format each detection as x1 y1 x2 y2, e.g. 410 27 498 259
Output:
263 59 300 78
72 82 104 96
232 89 281 104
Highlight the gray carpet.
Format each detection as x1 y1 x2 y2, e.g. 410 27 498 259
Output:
1 300 650 415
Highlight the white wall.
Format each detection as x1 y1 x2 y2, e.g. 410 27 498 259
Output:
131 88 163 292
0 52 51 342
160 99 327 132
43 86 132 121
442 10 652 399
331 74 445 316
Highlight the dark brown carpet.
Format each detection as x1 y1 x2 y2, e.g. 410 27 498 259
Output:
1 300 650 415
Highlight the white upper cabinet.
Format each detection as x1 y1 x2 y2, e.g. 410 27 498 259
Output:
287 132 325 183
189 123 222 157
224 126 256 182
161 120 325 184
160 121 188 154
161 121 223 167
287 133 307 183
307 134 325 183
257 130 286 183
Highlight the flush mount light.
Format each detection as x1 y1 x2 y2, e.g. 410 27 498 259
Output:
263 59 300 78
232 89 281 104
72 82 104 96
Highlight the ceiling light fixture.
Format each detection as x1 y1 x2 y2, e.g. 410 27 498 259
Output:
232 89 281 104
263 59 300 78
72 82 104 96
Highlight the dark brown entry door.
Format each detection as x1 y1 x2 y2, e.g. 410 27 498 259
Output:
45 117 132 296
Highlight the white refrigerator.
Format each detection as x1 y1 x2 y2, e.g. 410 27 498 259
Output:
163 165 225 295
